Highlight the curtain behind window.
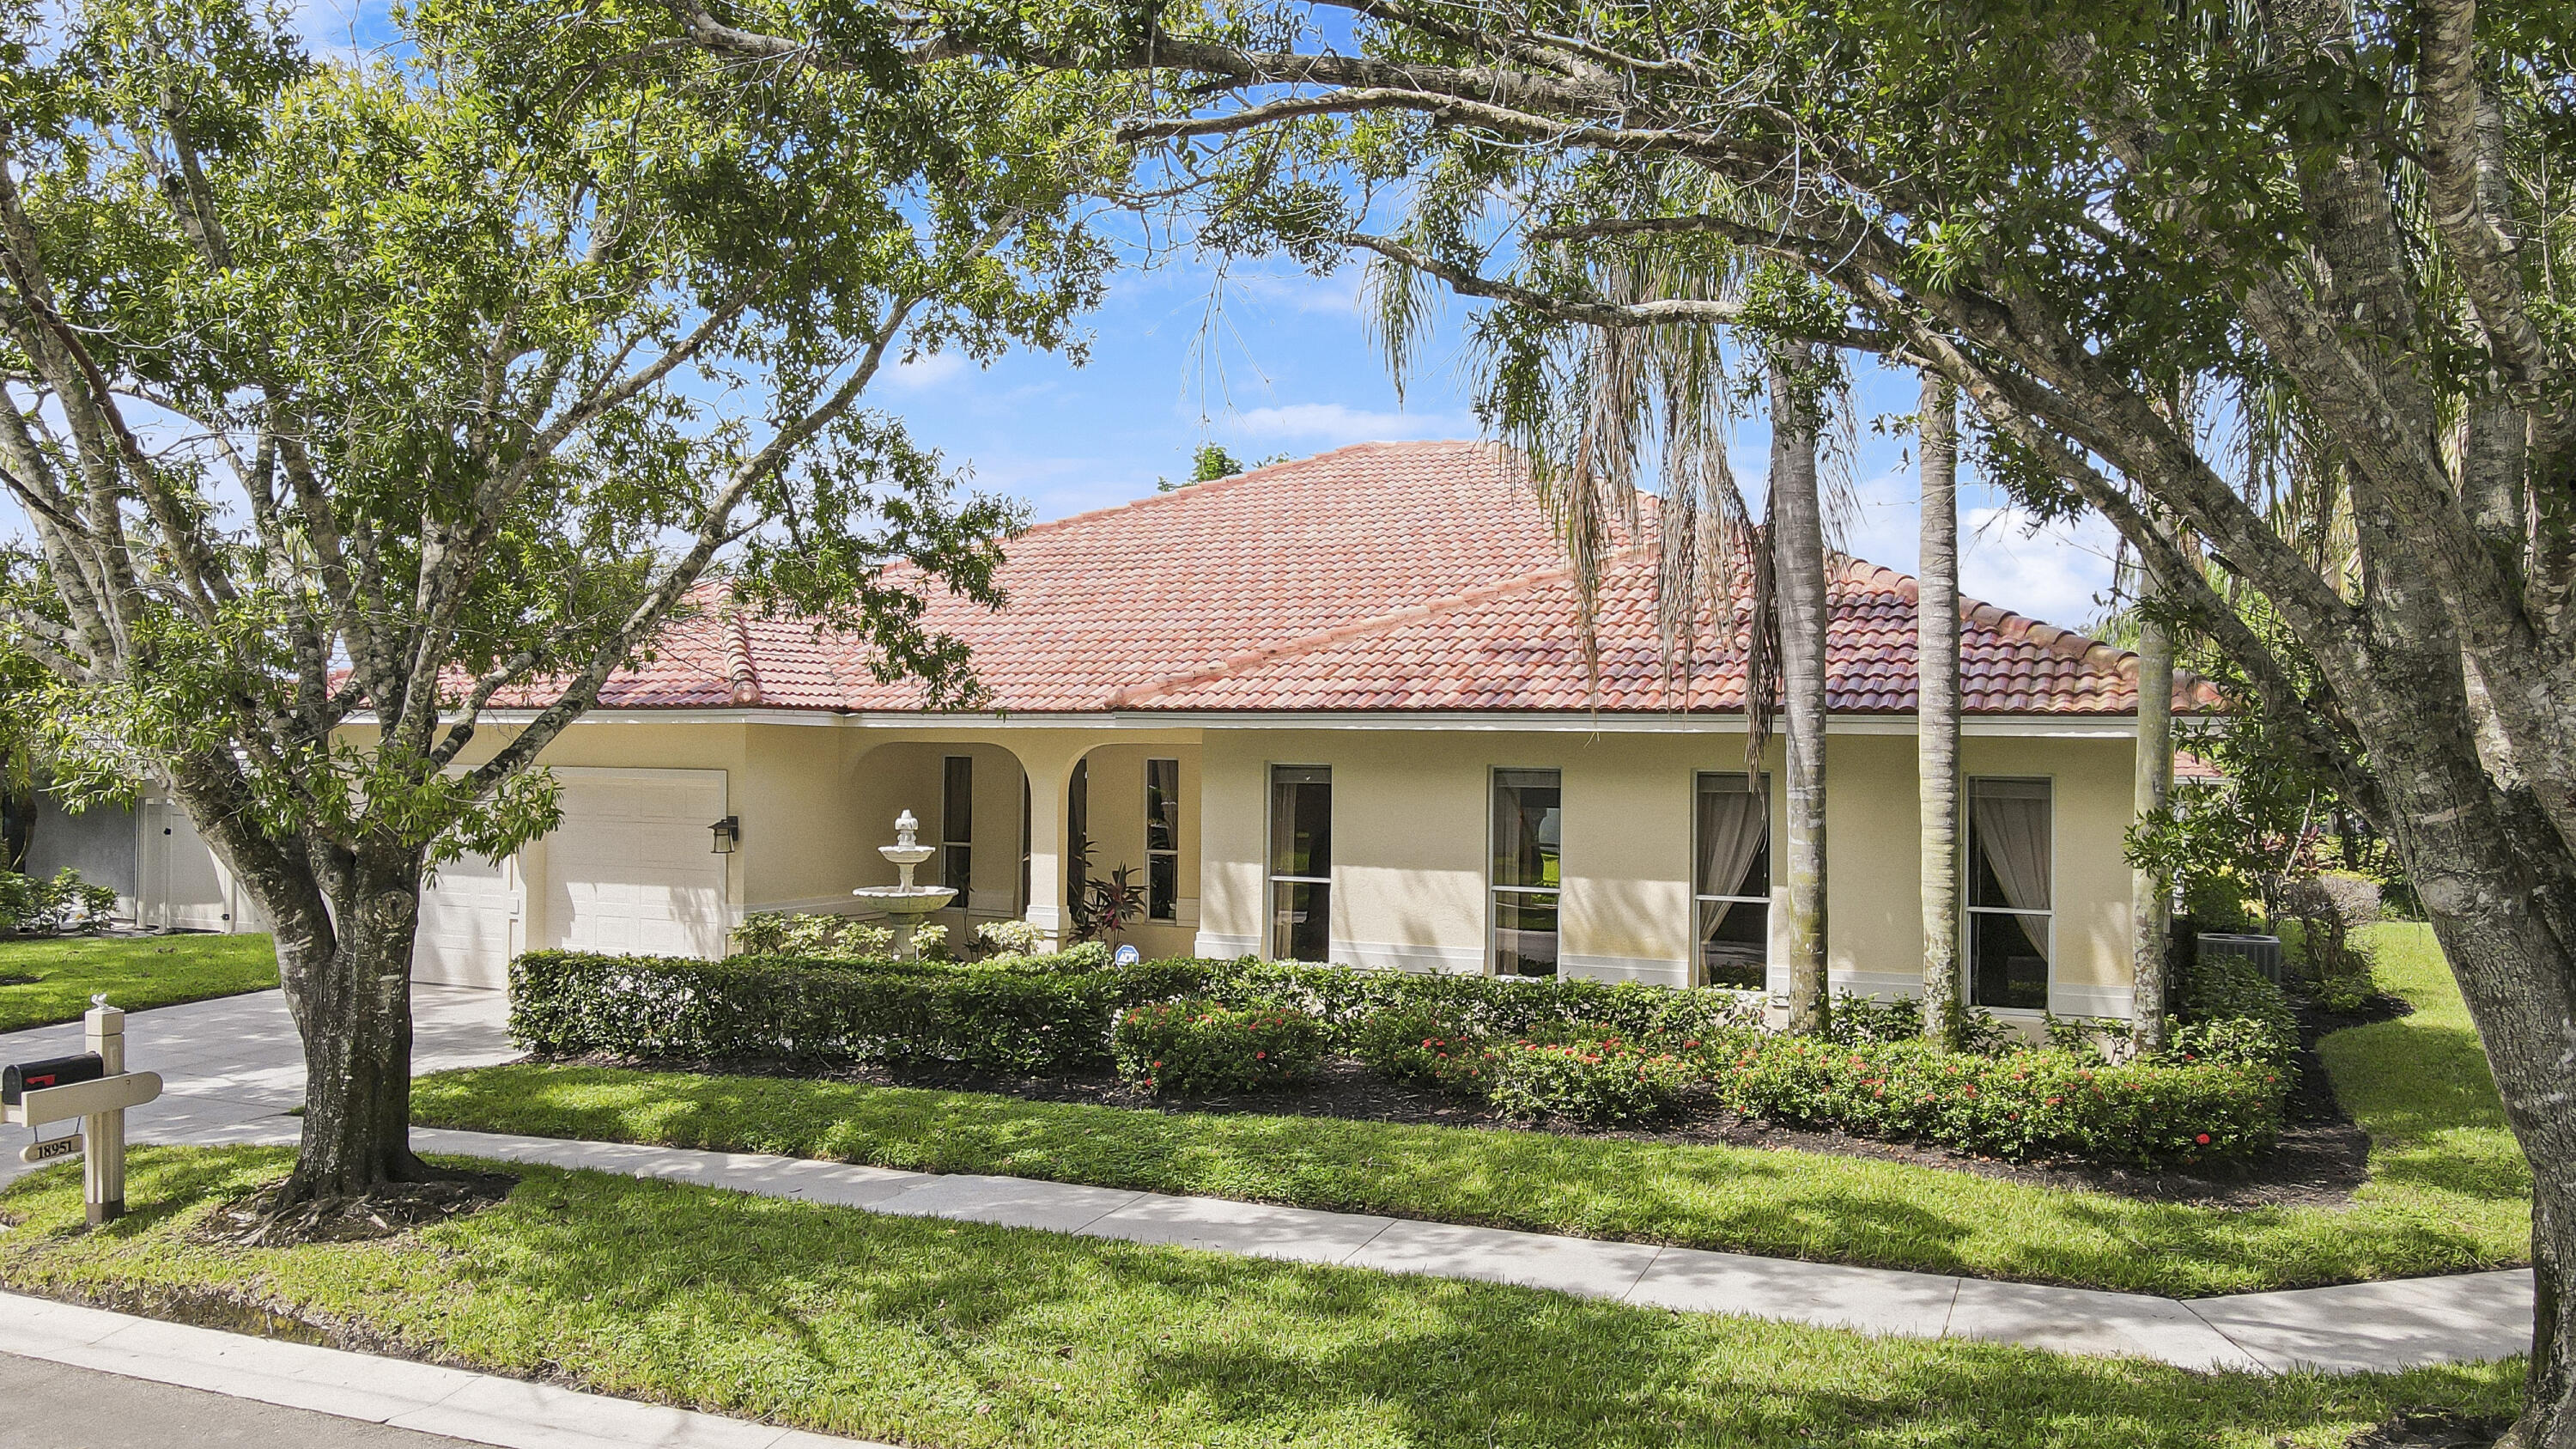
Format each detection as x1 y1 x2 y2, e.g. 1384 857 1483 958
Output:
1971 779 2051 913
1695 777 1768 936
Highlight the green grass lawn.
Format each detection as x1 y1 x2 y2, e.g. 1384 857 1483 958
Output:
0 1146 2523 1447
0 933 279 1032
412 922 2531 1298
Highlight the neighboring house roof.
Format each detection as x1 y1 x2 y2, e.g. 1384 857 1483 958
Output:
2174 751 2226 782
544 439 2210 717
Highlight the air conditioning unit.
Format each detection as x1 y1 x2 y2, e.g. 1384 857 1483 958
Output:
2197 932 2286 983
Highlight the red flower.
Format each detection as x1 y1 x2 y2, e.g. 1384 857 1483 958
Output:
1256 1050 1267 1060
2195 1133 2211 1145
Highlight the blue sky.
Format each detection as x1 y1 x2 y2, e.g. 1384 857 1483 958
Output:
880 252 2123 628
9 0 2123 632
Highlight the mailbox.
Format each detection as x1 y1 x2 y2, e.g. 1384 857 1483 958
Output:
3 1053 106 1105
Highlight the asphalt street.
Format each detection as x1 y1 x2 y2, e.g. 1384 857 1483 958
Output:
0 1350 479 1449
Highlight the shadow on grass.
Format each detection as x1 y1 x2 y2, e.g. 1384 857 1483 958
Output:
0 1147 2524 1449
413 1061 2530 1294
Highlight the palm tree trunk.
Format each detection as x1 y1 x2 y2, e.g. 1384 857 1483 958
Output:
2130 588 2177 1050
1917 374 1964 1048
1770 353 1831 1036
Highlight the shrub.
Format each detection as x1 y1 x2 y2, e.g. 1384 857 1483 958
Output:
511 948 1209 1074
730 911 892 961
1709 1034 2280 1167
1351 1004 1473 1086
0 868 116 935
1200 962 1765 1050
1480 1027 1699 1128
2171 953 2300 1078
1112 1000 1325 1096
975 919 1047 956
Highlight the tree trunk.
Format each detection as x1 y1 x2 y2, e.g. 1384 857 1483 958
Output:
2129 600 2176 1051
1771 355 1831 1036
279 855 440 1199
1917 374 1963 1049
165 757 440 1202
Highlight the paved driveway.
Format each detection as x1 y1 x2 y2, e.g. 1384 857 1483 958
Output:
0 985 514 1190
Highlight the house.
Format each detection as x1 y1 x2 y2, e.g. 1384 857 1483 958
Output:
356 440 2202 1025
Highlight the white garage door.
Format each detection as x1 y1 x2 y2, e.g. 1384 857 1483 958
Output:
541 770 731 959
416 852 519 989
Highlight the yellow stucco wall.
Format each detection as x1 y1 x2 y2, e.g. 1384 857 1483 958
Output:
349 713 2141 1015
1199 726 2142 1017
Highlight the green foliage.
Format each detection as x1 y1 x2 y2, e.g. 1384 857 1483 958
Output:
1111 1000 1325 1095
974 918 1047 956
0 0 1115 955
2171 953 2302 1081
0 868 118 935
1156 442 1248 490
1479 1026 1698 1129
1350 1002 1479 1087
1707 1035 2280 1169
510 947 1198 1075
731 911 892 960
1203 959 1768 1047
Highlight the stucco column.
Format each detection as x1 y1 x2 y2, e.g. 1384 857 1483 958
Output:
1007 737 1089 949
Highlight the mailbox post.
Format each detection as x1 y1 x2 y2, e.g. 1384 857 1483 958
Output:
4 996 161 1227
83 1002 128 1225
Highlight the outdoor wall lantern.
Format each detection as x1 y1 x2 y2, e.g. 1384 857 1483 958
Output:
708 816 740 855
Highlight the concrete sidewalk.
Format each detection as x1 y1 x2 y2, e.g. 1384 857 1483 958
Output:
0 1294 881 1449
0 987 2538 1379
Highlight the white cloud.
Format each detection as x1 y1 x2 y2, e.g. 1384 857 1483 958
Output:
888 350 969 392
1959 505 2121 631
1222 402 1473 447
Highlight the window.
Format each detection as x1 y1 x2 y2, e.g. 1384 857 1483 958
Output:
1067 758 1089 900
1145 758 1181 921
1967 776 2053 1009
1492 768 1562 977
940 756 973 902
1019 776 1031 915
1693 772 1771 989
1268 765 1331 962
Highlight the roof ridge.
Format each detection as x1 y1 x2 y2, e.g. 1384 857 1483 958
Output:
723 612 762 707
1109 547 1604 708
999 440 1496 550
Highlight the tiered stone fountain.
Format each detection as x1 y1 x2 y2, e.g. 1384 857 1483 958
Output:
850 810 957 961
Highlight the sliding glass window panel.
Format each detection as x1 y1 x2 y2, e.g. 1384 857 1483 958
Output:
1270 879 1331 964
1492 769 1562 977
1269 766 1332 879
1268 766 1331 961
1145 758 1180 921
941 756 972 900
1965 776 2053 1009
1693 771 1771 989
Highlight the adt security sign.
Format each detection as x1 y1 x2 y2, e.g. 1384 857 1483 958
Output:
1113 944 1142 966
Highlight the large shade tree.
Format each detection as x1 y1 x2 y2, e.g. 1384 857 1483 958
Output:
0 0 1109 1215
674 0 2575 1434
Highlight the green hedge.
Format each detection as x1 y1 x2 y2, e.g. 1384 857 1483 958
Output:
511 950 1765 1075
510 949 1206 1075
1706 1033 2281 1167
1111 1001 1325 1096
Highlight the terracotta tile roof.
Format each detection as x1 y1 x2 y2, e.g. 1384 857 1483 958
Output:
1115 544 2216 715
510 440 2202 717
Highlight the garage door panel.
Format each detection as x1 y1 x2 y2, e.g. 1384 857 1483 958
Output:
543 773 729 961
416 852 517 989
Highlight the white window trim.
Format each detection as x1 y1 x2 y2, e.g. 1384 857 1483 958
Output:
1266 764 1332 961
1963 775 2057 1010
1487 766 1564 977
1691 770 1773 990
1144 757 1181 922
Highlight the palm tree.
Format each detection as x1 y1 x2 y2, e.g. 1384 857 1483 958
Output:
1917 374 1964 1048
1770 350 1831 1036
2130 575 2177 1050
